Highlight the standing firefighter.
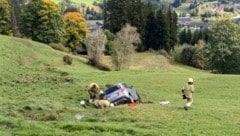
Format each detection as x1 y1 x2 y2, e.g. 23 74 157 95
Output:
87 83 100 102
182 78 194 110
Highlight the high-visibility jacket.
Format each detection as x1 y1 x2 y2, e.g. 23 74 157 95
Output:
183 83 194 98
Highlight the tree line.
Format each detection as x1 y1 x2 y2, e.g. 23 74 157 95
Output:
179 28 209 45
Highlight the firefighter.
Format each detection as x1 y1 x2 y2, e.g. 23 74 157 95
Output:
182 78 194 110
87 83 100 102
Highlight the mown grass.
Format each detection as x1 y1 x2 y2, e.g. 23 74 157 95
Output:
0 35 240 135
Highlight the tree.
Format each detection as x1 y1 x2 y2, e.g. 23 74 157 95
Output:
168 7 178 51
103 0 128 33
191 30 199 45
179 28 187 44
144 7 157 50
0 0 12 35
22 0 65 44
205 19 240 73
64 12 89 51
7 0 23 37
155 9 170 52
186 29 192 44
111 24 141 70
104 30 115 55
103 0 146 50
84 30 107 65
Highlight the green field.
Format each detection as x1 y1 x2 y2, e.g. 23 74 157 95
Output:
0 35 240 135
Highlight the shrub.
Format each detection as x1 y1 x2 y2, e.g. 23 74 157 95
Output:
192 41 208 69
158 49 169 59
175 41 208 69
172 45 185 63
181 46 195 66
63 55 72 65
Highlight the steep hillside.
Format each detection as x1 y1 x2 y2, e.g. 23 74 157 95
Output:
0 35 240 135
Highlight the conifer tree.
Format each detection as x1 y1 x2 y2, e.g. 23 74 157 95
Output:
144 4 157 50
168 8 178 51
103 0 146 50
22 0 65 44
186 29 192 44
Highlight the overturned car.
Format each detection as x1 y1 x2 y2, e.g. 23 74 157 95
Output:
103 83 141 105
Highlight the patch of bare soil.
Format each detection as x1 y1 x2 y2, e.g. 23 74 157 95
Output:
22 56 33 64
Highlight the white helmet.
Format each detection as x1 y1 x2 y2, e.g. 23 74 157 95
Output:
99 90 104 94
188 78 193 83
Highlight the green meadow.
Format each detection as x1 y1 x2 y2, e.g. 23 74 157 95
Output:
0 35 240 135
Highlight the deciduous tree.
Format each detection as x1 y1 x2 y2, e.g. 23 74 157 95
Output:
205 19 240 73
111 24 141 70
64 12 89 51
84 30 106 65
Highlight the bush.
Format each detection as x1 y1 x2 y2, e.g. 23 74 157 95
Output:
192 41 208 69
175 41 208 69
49 43 69 53
172 45 185 63
181 46 195 66
63 55 72 65
158 49 169 59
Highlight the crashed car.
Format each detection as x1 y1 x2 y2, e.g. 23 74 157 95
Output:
103 83 141 105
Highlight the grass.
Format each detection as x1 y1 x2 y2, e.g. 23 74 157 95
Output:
0 35 240 135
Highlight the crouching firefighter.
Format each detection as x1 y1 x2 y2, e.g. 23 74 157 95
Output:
94 91 113 109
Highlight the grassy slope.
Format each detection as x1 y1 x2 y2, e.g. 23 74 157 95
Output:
0 35 240 135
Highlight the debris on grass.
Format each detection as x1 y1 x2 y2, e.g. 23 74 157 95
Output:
159 100 170 105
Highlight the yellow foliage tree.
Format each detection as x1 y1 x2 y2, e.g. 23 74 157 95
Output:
64 12 89 51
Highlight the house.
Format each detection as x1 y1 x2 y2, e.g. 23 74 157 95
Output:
87 21 103 32
235 18 240 24
234 4 240 10
177 17 192 26
187 22 210 29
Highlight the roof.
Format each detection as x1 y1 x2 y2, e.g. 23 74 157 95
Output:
177 17 192 22
188 22 209 29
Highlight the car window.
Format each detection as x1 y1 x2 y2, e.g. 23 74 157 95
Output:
105 86 119 94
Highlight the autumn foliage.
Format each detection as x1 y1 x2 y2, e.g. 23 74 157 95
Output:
64 12 89 51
